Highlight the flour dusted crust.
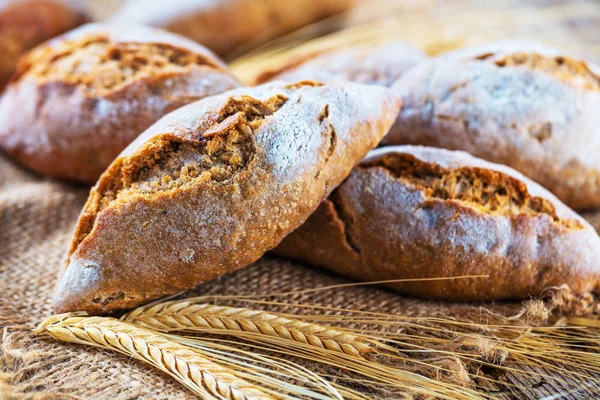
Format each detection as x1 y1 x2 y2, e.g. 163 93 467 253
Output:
52 81 401 314
0 23 241 183
388 40 600 209
110 0 355 56
274 145 600 301
255 41 427 86
0 0 88 90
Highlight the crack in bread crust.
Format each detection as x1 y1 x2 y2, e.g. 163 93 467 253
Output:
103 94 287 206
328 192 362 256
16 35 221 93
315 105 337 180
71 94 288 254
477 52 600 91
363 153 583 229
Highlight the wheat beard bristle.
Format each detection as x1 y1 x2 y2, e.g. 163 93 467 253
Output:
121 301 375 357
35 314 274 400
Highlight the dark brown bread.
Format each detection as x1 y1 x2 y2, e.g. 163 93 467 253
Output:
0 23 241 183
388 40 600 209
274 145 600 301
255 41 427 86
0 0 88 91
110 0 355 57
52 81 401 314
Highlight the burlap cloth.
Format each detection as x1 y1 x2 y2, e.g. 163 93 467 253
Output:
2 141 600 400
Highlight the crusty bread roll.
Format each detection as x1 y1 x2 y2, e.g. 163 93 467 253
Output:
389 41 600 209
110 0 355 56
255 41 427 86
52 81 401 314
275 145 600 301
0 0 88 91
0 23 241 183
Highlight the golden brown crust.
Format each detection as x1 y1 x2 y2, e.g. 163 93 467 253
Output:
274 145 600 301
110 0 355 56
0 0 88 90
52 81 401 314
388 40 600 209
255 41 427 86
0 23 241 183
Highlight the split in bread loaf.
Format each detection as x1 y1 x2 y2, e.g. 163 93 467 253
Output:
53 81 401 314
0 23 240 183
389 40 600 209
275 145 600 301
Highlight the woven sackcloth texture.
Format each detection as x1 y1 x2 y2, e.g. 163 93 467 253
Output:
1 141 600 400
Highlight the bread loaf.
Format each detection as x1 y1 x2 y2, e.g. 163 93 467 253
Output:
110 0 355 56
389 41 600 209
52 81 401 314
255 41 427 86
274 145 600 301
0 23 241 183
0 0 88 90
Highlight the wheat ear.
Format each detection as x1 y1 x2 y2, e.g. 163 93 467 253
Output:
36 314 274 400
122 301 374 357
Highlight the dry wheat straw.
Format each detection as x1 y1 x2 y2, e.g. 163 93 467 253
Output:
159 287 600 394
169 335 360 400
35 314 273 400
121 299 483 398
173 332 483 400
122 301 374 357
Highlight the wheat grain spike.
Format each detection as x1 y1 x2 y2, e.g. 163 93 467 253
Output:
36 314 274 400
123 301 374 357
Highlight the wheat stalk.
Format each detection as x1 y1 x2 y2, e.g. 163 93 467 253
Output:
122 301 375 357
35 314 274 400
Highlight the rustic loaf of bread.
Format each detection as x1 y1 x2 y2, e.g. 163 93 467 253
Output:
388 40 600 209
53 81 401 314
255 41 427 86
0 23 240 183
110 0 355 56
274 145 600 301
0 0 88 91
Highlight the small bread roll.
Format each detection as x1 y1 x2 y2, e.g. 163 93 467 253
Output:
275 145 600 301
52 81 401 314
389 41 600 209
110 0 355 56
255 41 427 87
0 0 88 90
0 23 241 183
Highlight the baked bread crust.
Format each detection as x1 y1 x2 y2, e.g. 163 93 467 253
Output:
0 23 241 183
0 0 88 90
255 41 427 86
388 40 600 209
274 145 600 301
110 0 355 56
52 81 401 314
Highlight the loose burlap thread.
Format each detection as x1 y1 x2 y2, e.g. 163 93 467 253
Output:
1 151 599 399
